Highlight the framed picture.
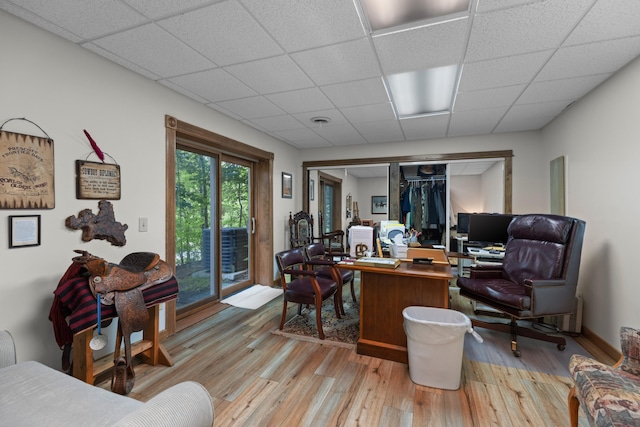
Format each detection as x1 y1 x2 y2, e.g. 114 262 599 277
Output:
309 179 315 201
371 196 387 214
9 215 41 248
282 172 292 199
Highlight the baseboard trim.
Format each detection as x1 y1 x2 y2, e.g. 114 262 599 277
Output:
581 325 621 363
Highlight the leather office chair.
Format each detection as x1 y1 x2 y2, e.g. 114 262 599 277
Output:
457 214 586 357
289 211 315 249
305 243 356 315
275 248 341 340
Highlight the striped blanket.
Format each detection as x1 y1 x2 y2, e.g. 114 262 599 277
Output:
49 264 178 348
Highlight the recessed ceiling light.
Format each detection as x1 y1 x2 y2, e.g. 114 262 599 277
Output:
387 65 459 118
360 0 470 32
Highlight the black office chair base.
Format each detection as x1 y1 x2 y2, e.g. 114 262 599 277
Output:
471 318 566 357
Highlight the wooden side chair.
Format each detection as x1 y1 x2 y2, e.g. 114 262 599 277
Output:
275 248 340 340
305 243 356 315
289 211 315 249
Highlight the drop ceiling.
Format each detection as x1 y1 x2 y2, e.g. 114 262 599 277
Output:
2 0 640 149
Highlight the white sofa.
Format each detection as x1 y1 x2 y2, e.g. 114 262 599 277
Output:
0 330 214 426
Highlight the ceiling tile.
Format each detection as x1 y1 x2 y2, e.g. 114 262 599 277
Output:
496 100 573 133
454 85 525 111
466 0 593 62
313 123 368 146
448 107 508 137
4 0 147 40
225 55 314 94
476 0 541 13
272 127 329 145
216 96 285 119
518 74 611 104
168 68 257 102
341 103 396 123
565 0 640 45
0 1 84 42
158 1 282 66
241 0 365 52
291 38 381 86
208 104 243 121
159 79 210 103
122 0 218 19
84 42 161 80
374 18 469 74
459 51 553 91
91 23 215 78
352 120 405 144
248 115 306 132
536 36 640 82
400 114 449 140
265 88 334 114
320 78 389 108
293 109 349 127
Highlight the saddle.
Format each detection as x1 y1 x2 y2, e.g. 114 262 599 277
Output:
72 250 173 394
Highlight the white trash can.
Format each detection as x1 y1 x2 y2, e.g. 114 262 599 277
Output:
402 306 482 390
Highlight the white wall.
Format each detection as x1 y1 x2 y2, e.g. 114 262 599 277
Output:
357 177 388 221
480 161 505 213
451 175 482 216
0 11 299 366
542 55 640 347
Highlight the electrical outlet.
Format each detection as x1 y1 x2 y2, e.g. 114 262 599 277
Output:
139 217 148 232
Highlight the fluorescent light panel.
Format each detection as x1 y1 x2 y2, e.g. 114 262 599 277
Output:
387 65 458 117
361 0 470 32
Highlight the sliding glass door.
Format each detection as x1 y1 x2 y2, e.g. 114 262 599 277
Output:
174 146 253 314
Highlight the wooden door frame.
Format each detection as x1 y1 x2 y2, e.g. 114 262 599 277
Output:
165 115 274 333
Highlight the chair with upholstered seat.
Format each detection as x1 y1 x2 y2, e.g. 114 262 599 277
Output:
275 248 341 340
457 214 586 357
305 243 356 315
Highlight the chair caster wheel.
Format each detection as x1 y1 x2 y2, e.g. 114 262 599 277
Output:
557 344 565 351
512 349 521 357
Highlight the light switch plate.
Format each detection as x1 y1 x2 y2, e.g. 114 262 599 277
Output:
139 217 148 232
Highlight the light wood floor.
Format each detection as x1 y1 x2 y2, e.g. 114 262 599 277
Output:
96 285 606 426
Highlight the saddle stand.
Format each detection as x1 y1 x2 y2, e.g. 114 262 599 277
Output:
73 250 173 395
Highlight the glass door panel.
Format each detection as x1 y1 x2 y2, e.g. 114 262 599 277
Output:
220 157 252 297
175 149 218 311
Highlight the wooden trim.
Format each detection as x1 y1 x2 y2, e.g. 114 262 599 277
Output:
581 325 622 363
165 115 274 331
165 119 177 336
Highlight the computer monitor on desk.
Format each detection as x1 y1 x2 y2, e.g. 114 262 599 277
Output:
467 213 516 248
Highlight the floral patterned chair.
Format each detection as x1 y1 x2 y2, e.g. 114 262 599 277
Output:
568 327 640 426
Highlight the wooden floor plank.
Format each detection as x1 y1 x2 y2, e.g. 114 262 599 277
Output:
94 282 611 426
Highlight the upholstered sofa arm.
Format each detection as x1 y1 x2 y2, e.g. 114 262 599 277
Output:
620 326 640 374
0 330 16 368
112 381 214 427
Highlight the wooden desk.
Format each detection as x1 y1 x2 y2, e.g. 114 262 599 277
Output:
340 261 453 364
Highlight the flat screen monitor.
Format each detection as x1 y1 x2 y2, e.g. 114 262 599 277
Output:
468 213 516 246
457 212 470 234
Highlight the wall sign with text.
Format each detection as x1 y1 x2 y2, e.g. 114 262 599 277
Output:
75 160 121 200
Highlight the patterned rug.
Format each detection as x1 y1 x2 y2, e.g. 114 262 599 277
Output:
271 297 360 348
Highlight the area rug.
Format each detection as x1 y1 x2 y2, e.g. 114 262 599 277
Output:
221 285 281 310
272 299 360 348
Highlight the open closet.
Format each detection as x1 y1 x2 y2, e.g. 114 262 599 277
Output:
400 164 448 246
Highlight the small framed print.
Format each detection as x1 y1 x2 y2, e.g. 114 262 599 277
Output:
9 215 41 248
371 196 387 214
282 172 292 199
